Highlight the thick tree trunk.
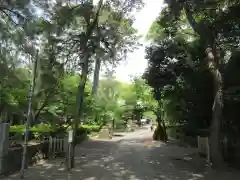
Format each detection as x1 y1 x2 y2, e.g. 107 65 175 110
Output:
70 0 104 168
184 4 224 167
162 119 168 141
153 100 167 141
91 57 101 125
153 113 167 142
205 47 224 167
91 56 101 96
161 105 168 141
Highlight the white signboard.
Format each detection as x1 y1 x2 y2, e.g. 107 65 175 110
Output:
68 130 73 143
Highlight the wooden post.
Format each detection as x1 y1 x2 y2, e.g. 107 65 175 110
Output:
60 138 63 152
197 136 210 162
53 138 56 159
48 137 52 159
0 123 9 174
68 130 73 170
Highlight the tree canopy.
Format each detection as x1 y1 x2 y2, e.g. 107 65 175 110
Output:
143 0 240 167
3 0 240 170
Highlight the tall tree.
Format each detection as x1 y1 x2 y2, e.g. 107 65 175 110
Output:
158 0 240 167
91 2 140 96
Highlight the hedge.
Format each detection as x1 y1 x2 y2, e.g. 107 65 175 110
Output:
9 123 101 141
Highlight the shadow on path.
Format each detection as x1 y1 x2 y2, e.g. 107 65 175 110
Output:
3 131 240 180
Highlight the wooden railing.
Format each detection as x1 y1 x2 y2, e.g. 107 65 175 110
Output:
47 136 68 159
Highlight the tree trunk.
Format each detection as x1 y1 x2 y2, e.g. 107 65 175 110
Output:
111 118 115 137
184 4 224 167
0 102 5 115
162 119 168 141
91 55 101 96
160 100 168 141
153 99 167 141
153 112 167 142
71 51 89 168
20 52 38 178
153 116 165 141
91 57 101 126
70 0 104 168
205 47 224 167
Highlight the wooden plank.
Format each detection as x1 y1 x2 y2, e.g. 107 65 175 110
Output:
48 137 52 159
197 136 210 162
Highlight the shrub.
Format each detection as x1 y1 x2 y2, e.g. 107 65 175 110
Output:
9 123 101 141
31 123 53 133
80 124 101 133
10 124 54 141
10 125 25 133
9 125 25 141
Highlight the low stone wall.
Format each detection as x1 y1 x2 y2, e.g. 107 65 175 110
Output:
1 143 43 176
1 133 88 176
166 126 197 147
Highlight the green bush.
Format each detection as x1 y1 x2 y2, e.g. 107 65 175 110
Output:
10 124 53 133
9 123 101 140
80 124 101 133
10 125 25 133
10 123 54 140
31 123 53 133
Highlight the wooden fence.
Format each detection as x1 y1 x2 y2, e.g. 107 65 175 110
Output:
48 136 68 159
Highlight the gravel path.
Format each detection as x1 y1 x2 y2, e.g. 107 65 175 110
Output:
3 128 240 180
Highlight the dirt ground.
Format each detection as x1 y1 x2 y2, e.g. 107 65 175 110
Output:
3 128 240 180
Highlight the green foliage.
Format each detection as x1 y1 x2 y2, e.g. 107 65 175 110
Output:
93 75 125 123
81 124 101 133
143 111 156 122
9 123 100 140
0 0 147 146
144 2 240 166
144 6 215 133
10 123 53 133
